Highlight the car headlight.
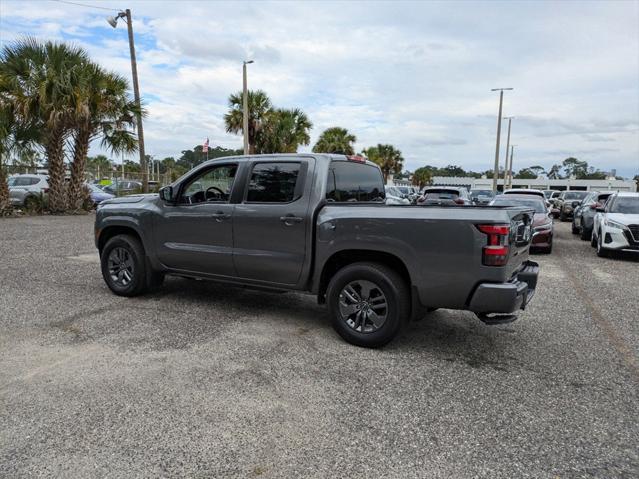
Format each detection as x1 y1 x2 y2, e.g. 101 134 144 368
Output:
604 219 626 230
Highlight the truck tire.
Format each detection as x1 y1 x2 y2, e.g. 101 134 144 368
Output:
326 262 410 348
101 234 154 296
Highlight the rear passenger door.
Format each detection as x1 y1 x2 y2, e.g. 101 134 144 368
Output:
232 158 312 285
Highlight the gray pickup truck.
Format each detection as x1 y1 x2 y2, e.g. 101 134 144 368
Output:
95 154 539 347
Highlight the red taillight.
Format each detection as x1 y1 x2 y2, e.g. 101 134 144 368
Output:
42 188 49 193
476 224 510 266
346 155 366 163
454 198 465 205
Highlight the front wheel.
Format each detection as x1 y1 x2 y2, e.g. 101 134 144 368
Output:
596 234 610 258
580 226 592 241
571 221 579 234
559 211 567 222
101 234 155 296
326 262 410 348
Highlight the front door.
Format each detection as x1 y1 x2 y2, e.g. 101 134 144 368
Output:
155 163 238 277
233 159 311 285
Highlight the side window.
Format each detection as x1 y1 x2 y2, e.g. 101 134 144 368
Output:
180 164 237 204
326 161 385 202
15 177 32 186
246 162 301 203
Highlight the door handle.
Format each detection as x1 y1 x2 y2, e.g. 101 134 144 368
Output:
280 215 303 225
211 211 231 220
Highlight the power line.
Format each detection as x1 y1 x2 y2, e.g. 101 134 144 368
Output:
50 0 118 12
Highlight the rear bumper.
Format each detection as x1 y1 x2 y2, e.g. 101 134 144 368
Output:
468 261 539 316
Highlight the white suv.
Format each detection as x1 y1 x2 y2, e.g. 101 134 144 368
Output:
8 174 50 207
592 192 639 257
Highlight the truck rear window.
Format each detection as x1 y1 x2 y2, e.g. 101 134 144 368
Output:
326 161 385 202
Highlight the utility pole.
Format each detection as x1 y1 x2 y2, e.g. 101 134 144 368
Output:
491 88 513 193
503 116 513 191
242 60 254 155
107 9 147 193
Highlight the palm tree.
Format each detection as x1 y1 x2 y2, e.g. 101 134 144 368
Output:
0 38 89 212
256 108 313 154
224 90 272 154
362 144 404 183
411 167 432 189
312 127 356 155
67 63 140 210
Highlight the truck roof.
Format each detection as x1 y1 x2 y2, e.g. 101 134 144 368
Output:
197 153 379 169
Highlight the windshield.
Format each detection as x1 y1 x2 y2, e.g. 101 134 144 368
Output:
491 196 547 213
609 196 639 214
563 191 588 200
423 190 460 200
471 190 493 197
7 177 17 186
86 184 103 193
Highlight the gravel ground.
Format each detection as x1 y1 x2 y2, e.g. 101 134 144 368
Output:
0 215 638 478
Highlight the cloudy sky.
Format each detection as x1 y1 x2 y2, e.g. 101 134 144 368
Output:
1 0 638 177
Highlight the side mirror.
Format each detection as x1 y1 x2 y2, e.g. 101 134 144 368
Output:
159 185 174 203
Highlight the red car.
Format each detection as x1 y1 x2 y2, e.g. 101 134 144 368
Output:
491 194 554 253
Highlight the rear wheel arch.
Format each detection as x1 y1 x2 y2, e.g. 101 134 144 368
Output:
317 249 412 304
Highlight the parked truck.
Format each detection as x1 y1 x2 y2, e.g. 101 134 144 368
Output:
95 154 539 347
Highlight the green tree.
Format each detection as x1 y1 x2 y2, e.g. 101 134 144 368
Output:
312 127 356 155
0 38 90 212
547 164 563 179
529 165 546 177
256 108 313 154
412 167 432 188
67 63 140 210
562 157 588 178
224 90 272 154
514 168 537 179
363 144 404 183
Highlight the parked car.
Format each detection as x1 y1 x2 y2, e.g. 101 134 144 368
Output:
103 180 143 196
470 189 495 205
572 191 614 240
8 174 49 208
555 191 590 221
385 186 411 205
543 190 561 200
490 194 553 253
95 154 539 347
417 186 472 205
86 183 115 207
591 192 639 257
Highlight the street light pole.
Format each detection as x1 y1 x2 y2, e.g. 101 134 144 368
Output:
242 60 254 155
503 116 513 191
491 88 513 193
508 145 516 188
108 9 148 193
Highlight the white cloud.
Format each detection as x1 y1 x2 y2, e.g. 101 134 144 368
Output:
1 0 638 176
